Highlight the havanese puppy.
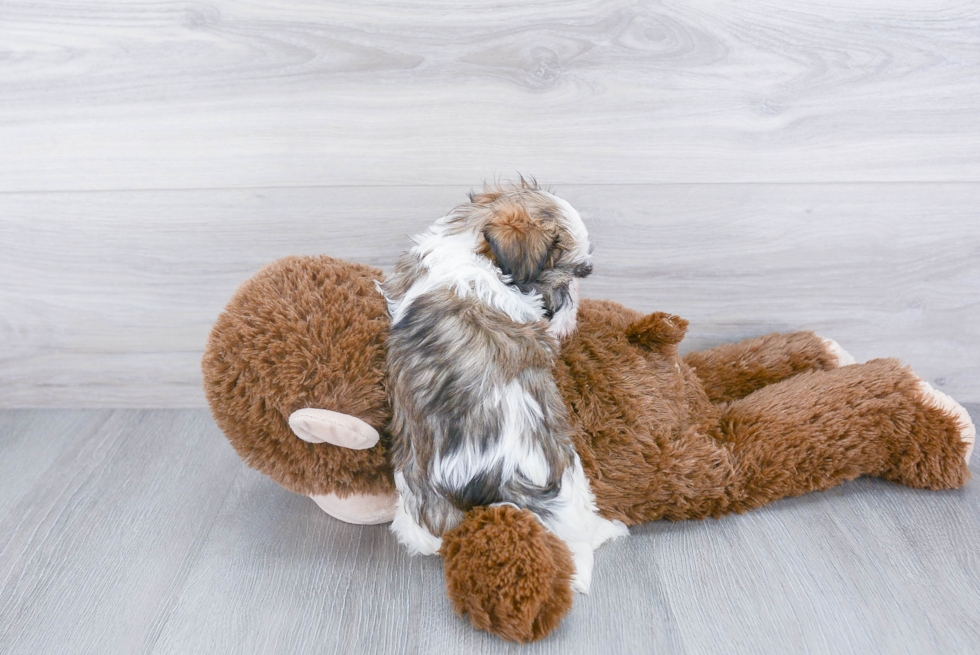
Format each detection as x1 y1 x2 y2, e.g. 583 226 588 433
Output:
381 178 627 593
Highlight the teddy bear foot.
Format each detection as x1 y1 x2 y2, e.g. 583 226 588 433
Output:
819 337 857 367
440 505 575 643
310 492 398 525
918 380 976 465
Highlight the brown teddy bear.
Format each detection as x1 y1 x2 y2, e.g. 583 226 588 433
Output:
202 254 974 643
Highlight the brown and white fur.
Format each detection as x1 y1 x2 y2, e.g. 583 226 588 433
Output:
381 180 627 593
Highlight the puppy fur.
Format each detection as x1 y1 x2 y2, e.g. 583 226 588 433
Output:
382 179 626 592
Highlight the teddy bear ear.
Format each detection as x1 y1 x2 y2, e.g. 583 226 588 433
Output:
482 202 554 285
626 312 689 354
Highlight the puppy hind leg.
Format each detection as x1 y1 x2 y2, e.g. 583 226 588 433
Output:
565 540 596 595
390 473 444 555
540 456 628 594
391 498 443 556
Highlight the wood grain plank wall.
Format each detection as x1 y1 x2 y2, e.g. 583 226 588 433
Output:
1 1 978 406
1 0 978 190
2 184 977 407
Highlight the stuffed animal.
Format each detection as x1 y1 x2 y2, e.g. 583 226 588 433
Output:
202 255 974 643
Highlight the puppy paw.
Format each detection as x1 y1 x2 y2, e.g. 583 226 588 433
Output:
390 498 444 555
566 540 594 595
918 380 976 465
818 337 857 367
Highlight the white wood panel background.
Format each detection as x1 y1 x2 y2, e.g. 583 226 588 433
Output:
1 183 978 407
1 1 978 407
1 0 979 190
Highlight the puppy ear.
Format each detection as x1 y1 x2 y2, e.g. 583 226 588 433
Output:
469 181 506 205
482 203 554 285
470 188 502 205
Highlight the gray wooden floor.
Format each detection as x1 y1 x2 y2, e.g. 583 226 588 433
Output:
1 408 978 654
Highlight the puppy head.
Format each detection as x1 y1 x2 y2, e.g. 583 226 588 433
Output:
481 199 554 286
464 178 593 337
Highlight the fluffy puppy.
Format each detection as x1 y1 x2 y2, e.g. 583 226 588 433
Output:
381 179 627 593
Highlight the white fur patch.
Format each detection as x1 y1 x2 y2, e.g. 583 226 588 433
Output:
385 217 545 327
547 193 592 262
819 337 857 367
542 454 629 594
391 472 444 555
431 380 551 490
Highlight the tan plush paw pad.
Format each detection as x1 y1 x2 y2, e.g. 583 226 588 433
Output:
310 492 398 525
918 381 976 465
819 337 857 367
289 408 380 449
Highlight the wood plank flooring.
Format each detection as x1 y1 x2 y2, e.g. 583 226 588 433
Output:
1 408 977 654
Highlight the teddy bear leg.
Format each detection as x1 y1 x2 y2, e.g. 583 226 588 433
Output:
683 331 855 404
715 358 973 515
879 379 975 484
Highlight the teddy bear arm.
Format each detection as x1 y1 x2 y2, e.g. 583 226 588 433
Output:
683 331 847 404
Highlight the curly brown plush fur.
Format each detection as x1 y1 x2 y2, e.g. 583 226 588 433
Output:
556 304 971 525
683 331 842 404
203 255 972 642
440 505 574 643
203 256 395 498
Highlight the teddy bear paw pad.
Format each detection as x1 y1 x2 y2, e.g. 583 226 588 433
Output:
819 337 857 367
918 380 976 465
